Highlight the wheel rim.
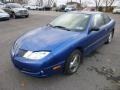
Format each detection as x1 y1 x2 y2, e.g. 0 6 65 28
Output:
108 32 112 42
69 54 80 73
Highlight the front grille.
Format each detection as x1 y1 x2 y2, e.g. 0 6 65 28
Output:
19 10 27 14
17 49 27 57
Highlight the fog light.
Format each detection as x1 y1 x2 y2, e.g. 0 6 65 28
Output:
40 70 44 74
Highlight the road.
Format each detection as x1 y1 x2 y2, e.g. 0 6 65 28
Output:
0 11 120 90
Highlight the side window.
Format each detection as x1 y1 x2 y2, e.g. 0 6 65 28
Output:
103 14 111 24
5 5 10 8
93 14 105 28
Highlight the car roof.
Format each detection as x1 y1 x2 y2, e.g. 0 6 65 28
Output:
6 3 19 5
69 11 103 15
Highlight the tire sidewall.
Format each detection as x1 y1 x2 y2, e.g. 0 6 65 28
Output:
64 50 82 75
105 31 114 44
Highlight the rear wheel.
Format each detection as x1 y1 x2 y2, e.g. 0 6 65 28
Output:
64 50 82 75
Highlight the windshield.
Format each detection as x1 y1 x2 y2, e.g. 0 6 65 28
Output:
116 7 120 9
50 13 91 31
0 9 5 13
7 3 22 8
66 5 74 8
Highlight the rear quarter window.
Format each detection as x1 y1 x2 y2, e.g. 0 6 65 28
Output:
103 14 111 24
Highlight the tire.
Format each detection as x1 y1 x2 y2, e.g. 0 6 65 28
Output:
25 15 29 18
28 7 30 10
105 31 114 44
4 17 10 20
64 50 82 75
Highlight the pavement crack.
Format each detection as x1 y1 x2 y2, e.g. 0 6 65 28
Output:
87 66 120 86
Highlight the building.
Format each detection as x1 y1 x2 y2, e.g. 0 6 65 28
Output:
29 0 55 7
66 2 81 9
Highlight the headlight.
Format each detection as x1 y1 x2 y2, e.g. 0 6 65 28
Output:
23 51 50 60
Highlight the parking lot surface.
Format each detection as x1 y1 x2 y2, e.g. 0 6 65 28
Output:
0 11 120 90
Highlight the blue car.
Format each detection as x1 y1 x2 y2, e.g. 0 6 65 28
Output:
11 11 115 77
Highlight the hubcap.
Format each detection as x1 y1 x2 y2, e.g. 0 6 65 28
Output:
108 32 112 42
69 54 80 73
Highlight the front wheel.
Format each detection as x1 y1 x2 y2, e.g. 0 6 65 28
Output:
25 15 29 18
64 50 82 75
105 31 114 44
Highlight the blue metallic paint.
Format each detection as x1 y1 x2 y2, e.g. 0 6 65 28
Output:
11 12 115 77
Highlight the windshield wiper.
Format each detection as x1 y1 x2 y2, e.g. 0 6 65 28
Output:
47 24 54 27
53 26 70 31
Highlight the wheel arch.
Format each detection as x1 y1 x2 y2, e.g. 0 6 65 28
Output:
111 28 115 37
112 28 115 33
75 47 84 54
75 47 84 63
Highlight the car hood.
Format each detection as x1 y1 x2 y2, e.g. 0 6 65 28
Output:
12 8 27 11
15 26 81 51
0 12 9 17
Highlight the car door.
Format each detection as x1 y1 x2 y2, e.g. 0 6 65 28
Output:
84 14 107 55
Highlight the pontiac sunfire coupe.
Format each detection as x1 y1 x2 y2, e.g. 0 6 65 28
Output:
11 11 115 77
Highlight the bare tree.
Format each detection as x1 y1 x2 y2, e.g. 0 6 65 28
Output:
82 0 95 8
22 0 29 4
104 0 116 11
79 0 82 8
81 1 88 8
79 0 89 9
53 2 57 7
36 0 40 6
93 0 103 10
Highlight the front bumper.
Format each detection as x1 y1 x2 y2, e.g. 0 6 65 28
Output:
0 17 9 20
11 56 64 77
15 12 29 17
16 14 29 17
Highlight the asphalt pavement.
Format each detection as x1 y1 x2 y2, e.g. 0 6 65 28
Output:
0 11 120 90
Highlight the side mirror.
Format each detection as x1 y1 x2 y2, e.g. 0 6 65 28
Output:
91 27 99 31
